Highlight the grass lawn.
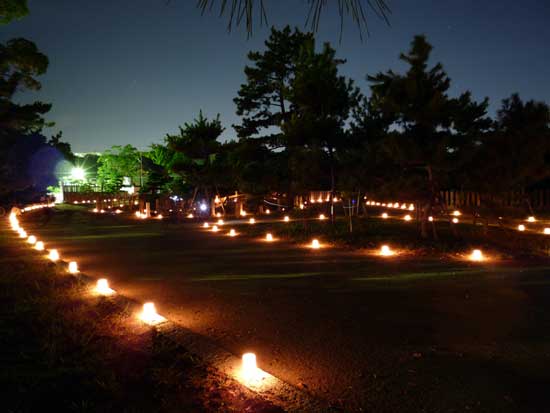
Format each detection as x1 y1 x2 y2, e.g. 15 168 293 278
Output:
0 224 284 413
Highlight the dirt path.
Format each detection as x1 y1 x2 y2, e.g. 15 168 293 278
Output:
22 209 550 412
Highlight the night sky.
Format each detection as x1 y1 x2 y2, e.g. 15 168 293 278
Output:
2 0 549 153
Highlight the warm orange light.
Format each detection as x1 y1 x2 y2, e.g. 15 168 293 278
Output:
404 215 412 221
310 239 321 249
217 219 224 225
299 204 304 210
229 229 237 237
115 209 122 214
68 261 79 274
401 205 407 210
381 213 388 219
157 214 163 220
453 210 461 216
93 208 99 213
452 217 459 224
249 218 256 224
35 241 44 251
212 225 219 232
265 209 270 214
187 213 194 218
240 210 247 217
319 214 326 220
265 233 273 242
139 302 166 325
242 353 258 380
544 228 550 235
527 216 536 223
216 212 222 217
135 211 141 217
48 249 60 262
428 216 434 222
469 249 484 262
203 222 210 228
518 224 525 232
18 229 27 238
27 235 37 245
379 245 394 256
95 278 115 296
283 215 290 222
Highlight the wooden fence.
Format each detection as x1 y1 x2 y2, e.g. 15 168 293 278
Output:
441 189 550 210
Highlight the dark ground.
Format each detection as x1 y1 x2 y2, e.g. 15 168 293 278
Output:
16 207 550 412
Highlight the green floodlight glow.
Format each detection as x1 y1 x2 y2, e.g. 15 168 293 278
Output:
71 167 85 180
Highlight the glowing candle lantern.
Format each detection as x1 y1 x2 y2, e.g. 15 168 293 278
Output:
242 353 258 380
203 222 210 228
265 233 273 242
217 219 224 225
404 215 412 221
48 249 60 262
428 216 434 222
319 214 326 220
115 209 122 214
100 209 106 214
394 203 399 208
409 205 415 211
93 208 99 213
453 210 461 216
229 229 237 237
216 212 222 218
134 211 140 217
249 218 256 224
381 213 388 219
283 216 290 222
310 239 320 249
518 224 525 232
333 197 338 202
265 209 270 214
452 218 459 224
543 228 550 235
240 210 247 217
470 249 484 262
300 204 305 210
27 235 37 245
382 203 386 207
527 216 536 223
187 213 194 218
95 278 115 296
212 225 220 233
157 214 163 219
68 261 79 274
401 205 407 210
35 241 44 251
139 302 166 325
18 229 27 239
380 245 394 256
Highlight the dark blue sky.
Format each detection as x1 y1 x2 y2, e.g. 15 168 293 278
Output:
3 0 549 152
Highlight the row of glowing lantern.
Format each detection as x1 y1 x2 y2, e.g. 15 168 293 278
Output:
74 198 139 205
367 200 550 234
8 210 266 385
200 216 492 261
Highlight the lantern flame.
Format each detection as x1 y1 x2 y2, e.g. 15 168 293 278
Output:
543 228 550 235
518 224 525 232
212 225 219 232
48 249 60 262
27 235 37 245
319 214 326 220
68 261 79 274
382 213 388 219
310 239 321 249
35 241 44 251
380 245 394 257
470 249 484 262
139 302 166 325
217 219 224 225
229 229 237 237
283 216 290 222
203 222 210 228
265 233 273 242
404 215 412 221
249 218 256 224
96 278 115 296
